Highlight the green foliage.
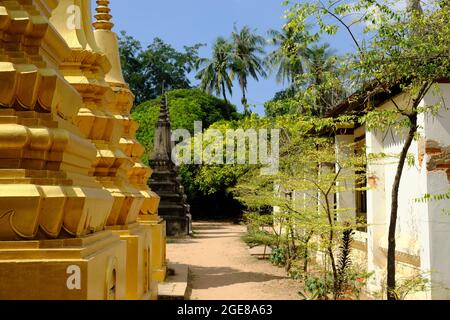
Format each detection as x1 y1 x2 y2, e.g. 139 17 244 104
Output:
231 26 268 115
265 44 347 117
287 261 307 280
242 212 278 247
300 274 335 300
299 269 373 300
119 33 204 105
177 115 286 213
237 114 368 299
340 269 374 300
196 37 234 103
118 31 144 102
186 164 248 196
133 89 245 218
416 191 450 203
242 230 276 248
266 27 308 85
281 0 450 299
133 88 240 164
394 275 430 300
375 273 431 300
270 247 288 266
284 0 450 122
416 190 450 214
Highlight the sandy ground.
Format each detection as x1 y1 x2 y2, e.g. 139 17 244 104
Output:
167 221 302 300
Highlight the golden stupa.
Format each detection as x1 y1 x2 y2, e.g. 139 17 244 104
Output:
0 0 166 300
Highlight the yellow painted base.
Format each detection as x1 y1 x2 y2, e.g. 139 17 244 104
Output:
107 223 157 300
138 216 167 283
0 231 127 300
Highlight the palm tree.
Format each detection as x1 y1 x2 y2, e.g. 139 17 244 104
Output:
303 44 343 115
305 44 336 85
266 27 309 85
196 37 234 103
231 26 267 115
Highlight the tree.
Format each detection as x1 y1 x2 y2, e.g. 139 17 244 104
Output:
284 0 450 299
234 115 369 300
231 26 267 116
264 87 298 117
176 116 262 219
132 89 242 217
265 34 345 117
140 38 204 101
118 32 204 105
133 89 240 163
266 27 309 85
303 44 344 115
118 31 146 104
196 37 234 103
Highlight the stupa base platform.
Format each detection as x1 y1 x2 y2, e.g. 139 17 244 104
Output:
107 222 159 300
0 231 127 300
162 214 192 237
138 216 168 282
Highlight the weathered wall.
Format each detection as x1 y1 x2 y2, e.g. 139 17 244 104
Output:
417 83 450 299
364 83 450 299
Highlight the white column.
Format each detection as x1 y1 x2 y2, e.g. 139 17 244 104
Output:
365 129 388 294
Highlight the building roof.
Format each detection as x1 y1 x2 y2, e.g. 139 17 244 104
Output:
325 82 403 118
325 78 450 118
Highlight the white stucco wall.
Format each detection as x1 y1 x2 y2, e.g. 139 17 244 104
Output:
364 83 450 299
417 83 450 299
380 129 422 256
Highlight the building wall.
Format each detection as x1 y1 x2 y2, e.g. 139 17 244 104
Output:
363 83 450 299
417 83 450 299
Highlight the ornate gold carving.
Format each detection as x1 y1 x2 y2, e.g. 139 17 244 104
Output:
0 0 159 240
0 0 166 300
93 0 114 31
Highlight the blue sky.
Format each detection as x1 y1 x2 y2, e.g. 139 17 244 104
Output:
104 0 289 114
103 0 362 115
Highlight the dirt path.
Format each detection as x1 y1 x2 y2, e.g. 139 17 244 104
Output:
167 221 302 300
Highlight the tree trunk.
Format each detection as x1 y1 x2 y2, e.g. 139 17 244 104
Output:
407 0 423 15
324 196 338 299
240 77 249 116
386 0 424 301
328 243 338 299
221 81 228 103
242 92 248 116
303 232 313 273
387 113 418 300
303 247 309 273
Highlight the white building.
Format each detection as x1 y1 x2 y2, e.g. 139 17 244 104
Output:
330 82 450 299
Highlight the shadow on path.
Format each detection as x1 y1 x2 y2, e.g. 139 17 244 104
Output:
167 221 302 300
190 265 286 290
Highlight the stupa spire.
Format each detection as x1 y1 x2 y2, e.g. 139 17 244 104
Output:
149 88 192 236
151 87 173 162
158 92 171 127
93 0 114 30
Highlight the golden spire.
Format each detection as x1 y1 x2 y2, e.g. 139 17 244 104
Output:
93 0 114 30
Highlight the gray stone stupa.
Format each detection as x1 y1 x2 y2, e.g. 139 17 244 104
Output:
149 92 192 236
